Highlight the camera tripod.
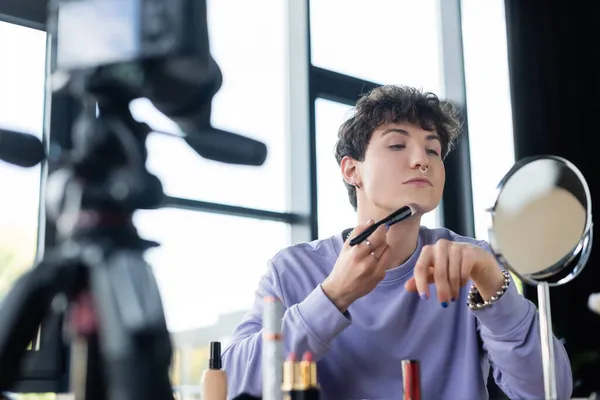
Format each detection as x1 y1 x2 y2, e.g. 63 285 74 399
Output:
0 79 176 399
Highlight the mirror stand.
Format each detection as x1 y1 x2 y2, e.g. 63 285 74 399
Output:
538 281 557 400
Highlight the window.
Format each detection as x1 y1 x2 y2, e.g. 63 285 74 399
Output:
461 0 515 242
461 0 521 293
133 208 291 334
134 208 290 387
309 0 445 93
130 0 288 211
0 22 46 301
315 99 440 238
315 100 355 238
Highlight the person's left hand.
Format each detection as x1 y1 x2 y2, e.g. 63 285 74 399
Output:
404 239 504 307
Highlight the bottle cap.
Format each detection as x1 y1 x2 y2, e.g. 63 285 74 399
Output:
209 341 222 369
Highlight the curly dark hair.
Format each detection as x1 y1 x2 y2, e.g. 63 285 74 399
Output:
334 85 463 210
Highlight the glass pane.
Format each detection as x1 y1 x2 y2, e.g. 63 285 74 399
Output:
462 0 515 241
315 99 440 238
134 208 291 334
0 22 46 301
310 0 444 93
130 0 288 211
315 100 356 238
462 0 520 293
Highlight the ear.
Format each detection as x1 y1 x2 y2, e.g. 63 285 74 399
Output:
341 156 360 187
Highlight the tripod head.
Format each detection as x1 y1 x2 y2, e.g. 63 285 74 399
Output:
0 0 268 397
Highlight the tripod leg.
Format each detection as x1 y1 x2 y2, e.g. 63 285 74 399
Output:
86 250 174 400
0 256 69 390
83 335 106 400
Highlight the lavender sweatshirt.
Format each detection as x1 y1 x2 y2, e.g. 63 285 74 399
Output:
222 227 573 399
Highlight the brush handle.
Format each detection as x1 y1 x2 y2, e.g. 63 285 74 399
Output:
348 223 380 246
348 206 412 246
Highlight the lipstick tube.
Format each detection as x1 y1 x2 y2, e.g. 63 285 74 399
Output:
297 352 319 400
281 353 299 400
401 359 421 400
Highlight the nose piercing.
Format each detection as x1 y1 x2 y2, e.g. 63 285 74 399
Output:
419 165 428 174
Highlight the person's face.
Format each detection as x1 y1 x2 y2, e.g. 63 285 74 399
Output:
343 121 445 215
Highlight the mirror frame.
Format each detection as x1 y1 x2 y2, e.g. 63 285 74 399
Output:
486 155 594 287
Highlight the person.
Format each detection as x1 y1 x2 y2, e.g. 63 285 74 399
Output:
222 85 573 399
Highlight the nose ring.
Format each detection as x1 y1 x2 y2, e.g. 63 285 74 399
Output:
419 165 428 174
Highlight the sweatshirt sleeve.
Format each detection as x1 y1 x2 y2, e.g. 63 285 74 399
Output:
221 260 352 398
473 240 573 400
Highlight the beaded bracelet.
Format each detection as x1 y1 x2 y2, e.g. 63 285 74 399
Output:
467 269 511 310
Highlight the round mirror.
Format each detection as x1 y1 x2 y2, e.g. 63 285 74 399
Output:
487 155 594 400
487 155 593 286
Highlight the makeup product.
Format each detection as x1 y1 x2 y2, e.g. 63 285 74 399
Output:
297 351 319 400
281 352 299 400
201 341 228 400
401 359 421 400
263 296 284 400
349 205 413 246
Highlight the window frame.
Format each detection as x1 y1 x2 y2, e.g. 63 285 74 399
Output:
0 0 45 30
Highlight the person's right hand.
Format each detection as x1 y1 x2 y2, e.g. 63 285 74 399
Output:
321 219 392 312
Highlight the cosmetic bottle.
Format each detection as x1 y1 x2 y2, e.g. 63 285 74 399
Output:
201 341 228 400
263 296 284 400
401 359 421 400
